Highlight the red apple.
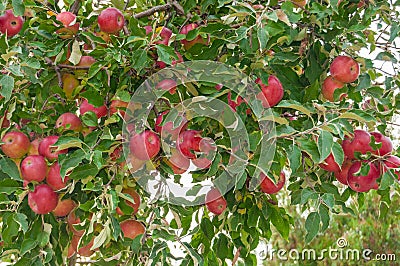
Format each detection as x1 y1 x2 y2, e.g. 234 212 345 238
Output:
330 55 360 83
179 23 208 50
0 10 24 37
255 75 284 108
56 112 82 131
56 11 79 39
260 171 286 194
46 162 70 190
129 130 160 161
156 51 184 68
205 188 227 215
38 136 68 161
110 99 128 117
53 199 76 217
67 210 86 236
120 219 145 239
28 138 41 155
347 161 380 192
1 131 30 158
382 155 400 180
192 138 217 169
77 237 95 257
227 91 245 111
127 154 147 172
21 155 47 182
215 84 223 90
322 76 346 102
155 110 188 140
28 184 59 214
341 130 373 159
319 153 340 172
334 159 353 185
177 130 202 159
165 148 190 174
370 132 393 156
98 7 125 34
116 188 141 216
144 25 152 35
79 99 108 118
154 27 172 45
156 79 177 94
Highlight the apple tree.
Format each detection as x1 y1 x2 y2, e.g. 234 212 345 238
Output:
0 0 399 265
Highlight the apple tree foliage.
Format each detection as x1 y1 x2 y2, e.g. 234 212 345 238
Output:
0 0 399 265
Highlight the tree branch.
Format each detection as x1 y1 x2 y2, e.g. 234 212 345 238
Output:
45 57 63 88
70 0 81 15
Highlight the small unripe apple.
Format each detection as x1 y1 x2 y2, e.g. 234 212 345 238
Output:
120 219 145 240
56 112 82 132
129 130 160 160
347 161 380 192
56 12 79 39
79 99 108 118
21 155 47 182
53 198 76 217
205 188 227 215
370 132 393 156
98 7 125 34
62 74 79 99
322 76 346 102
255 75 284 108
0 10 24 37
1 131 30 158
260 171 286 194
28 184 59 214
116 188 141 216
38 136 68 161
46 162 70 190
330 55 360 83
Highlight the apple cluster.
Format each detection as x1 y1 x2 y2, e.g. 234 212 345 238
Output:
322 55 360 102
320 130 400 192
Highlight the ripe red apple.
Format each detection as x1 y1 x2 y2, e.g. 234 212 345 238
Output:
179 23 208 50
1 131 30 158
192 138 217 169
227 91 245 111
53 198 76 217
77 237 95 257
56 11 79 39
98 7 125 34
177 130 202 159
46 162 70 190
255 75 284 108
144 25 152 35
322 76 346 102
127 154 147 172
155 110 188 140
205 188 227 215
319 153 340 172
370 132 393 156
334 160 353 185
0 114 10 128
78 56 96 67
28 184 59 214
120 219 145 239
62 74 79 99
28 138 41 155
67 210 87 236
347 161 380 192
382 155 400 180
56 112 82 132
38 136 68 161
156 51 184 69
79 99 108 118
215 84 223 90
129 130 160 160
154 27 172 45
116 188 141 216
165 148 190 174
330 55 360 83
260 171 286 194
156 79 177 94
0 10 24 37
341 129 373 159
110 100 128 117
21 155 47 182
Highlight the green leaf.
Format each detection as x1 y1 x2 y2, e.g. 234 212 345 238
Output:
276 100 315 117
92 223 110 250
257 27 268 51
288 144 301 173
305 212 320 243
200 217 214 241
318 204 330 232
54 136 83 150
132 49 149 72
318 130 334 162
69 40 82 65
269 206 289 239
331 142 344 168
0 179 20 193
15 213 28 233
379 171 394 190
0 75 14 101
82 111 98 127
338 110 376 123
68 163 99 180
0 158 21 180
300 188 318 204
297 138 320 162
215 233 229 259
81 88 105 108
156 44 176 65
321 193 335 209
59 149 86 178
11 0 25 16
21 238 38 255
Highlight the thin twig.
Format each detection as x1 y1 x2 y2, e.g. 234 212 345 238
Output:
70 0 81 15
232 246 242 265
45 57 63 87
